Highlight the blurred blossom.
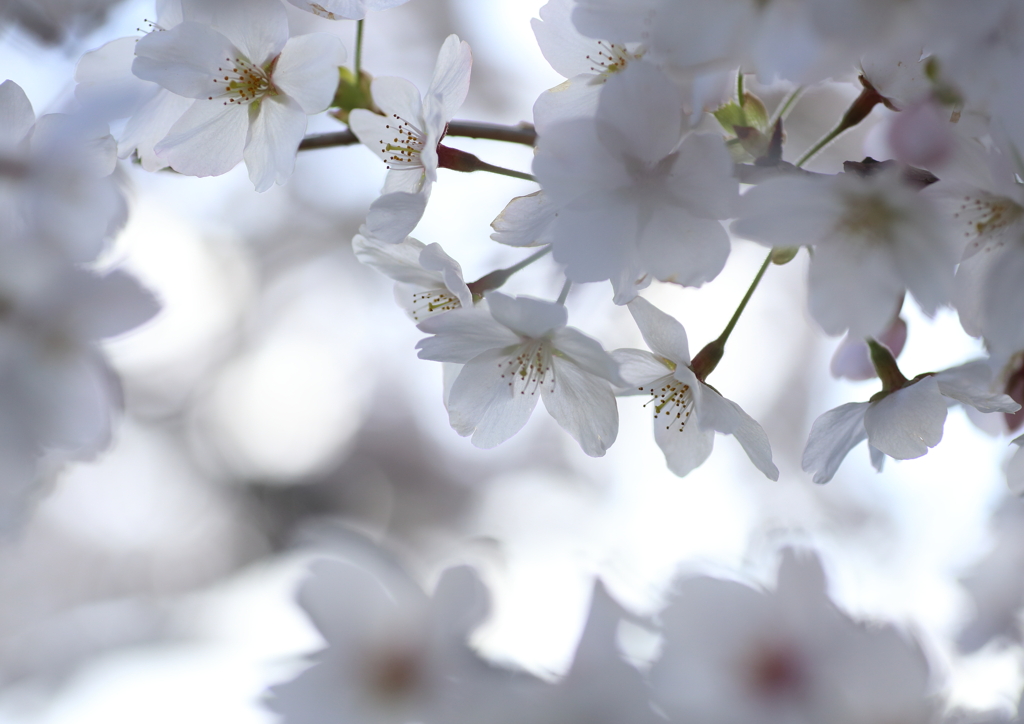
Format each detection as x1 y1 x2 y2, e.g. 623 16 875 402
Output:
650 548 937 724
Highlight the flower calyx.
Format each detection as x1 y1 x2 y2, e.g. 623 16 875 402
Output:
867 338 910 396
330 67 377 123
690 338 725 383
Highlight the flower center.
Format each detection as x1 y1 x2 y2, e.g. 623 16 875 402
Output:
955 193 1024 251
380 114 426 170
210 55 274 105
585 41 640 79
835 191 903 247
409 289 460 321
641 376 693 431
499 341 554 396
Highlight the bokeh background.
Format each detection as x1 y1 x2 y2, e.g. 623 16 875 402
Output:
0 0 1022 721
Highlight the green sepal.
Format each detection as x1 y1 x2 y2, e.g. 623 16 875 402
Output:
330 66 376 123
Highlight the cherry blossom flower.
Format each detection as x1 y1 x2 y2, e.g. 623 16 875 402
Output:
286 0 410 20
132 0 346 191
348 34 472 242
612 297 777 479
0 80 127 263
732 165 957 339
526 61 737 303
803 361 1019 484
650 549 936 724
352 231 471 322
267 551 530 724
416 292 621 456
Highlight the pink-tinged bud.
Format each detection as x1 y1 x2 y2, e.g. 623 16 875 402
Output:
888 100 954 169
831 316 907 381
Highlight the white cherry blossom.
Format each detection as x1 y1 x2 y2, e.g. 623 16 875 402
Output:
527 61 737 303
803 361 1019 484
132 0 346 191
613 297 778 479
352 231 471 322
732 165 957 339
348 34 472 242
416 292 621 456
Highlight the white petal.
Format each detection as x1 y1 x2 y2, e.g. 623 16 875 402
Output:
532 77 600 135
132 22 235 99
273 33 347 113
654 397 715 478
427 35 472 122
347 108 392 162
543 355 618 456
668 132 738 220
416 307 518 363
802 402 870 484
865 377 947 460
446 348 539 448
285 0 410 20
627 296 690 365
75 37 157 121
807 240 905 338
155 98 248 177
419 243 471 307
352 233 432 282
936 363 1021 414
365 191 428 243
551 193 636 283
731 175 839 247
198 0 289 65
552 327 623 384
0 80 34 147
639 207 730 288
244 94 307 192
595 62 681 165
119 89 193 170
697 382 779 480
371 76 423 130
486 291 567 339
1007 441 1024 496
490 191 557 248
610 348 673 392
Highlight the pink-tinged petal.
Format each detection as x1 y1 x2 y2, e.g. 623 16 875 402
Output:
639 207 730 288
365 191 428 243
553 327 623 384
654 394 715 477
595 61 681 164
935 362 1021 414
371 76 423 131
347 108 392 162
446 347 539 448
611 348 673 392
0 80 35 147
195 0 289 65
419 243 471 307
273 33 347 113
698 382 778 480
543 355 618 456
491 191 557 248
626 296 690 366
157 98 248 177
119 89 193 170
427 35 472 122
133 22 236 99
486 291 567 339
802 401 870 484
244 94 307 192
865 377 947 459
668 132 738 220
831 316 907 381
416 307 519 363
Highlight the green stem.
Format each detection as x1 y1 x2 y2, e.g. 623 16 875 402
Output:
770 86 803 126
556 279 572 305
466 247 552 299
795 82 884 167
717 251 771 347
354 19 365 78
690 252 772 382
737 69 744 103
299 121 538 152
472 159 535 182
